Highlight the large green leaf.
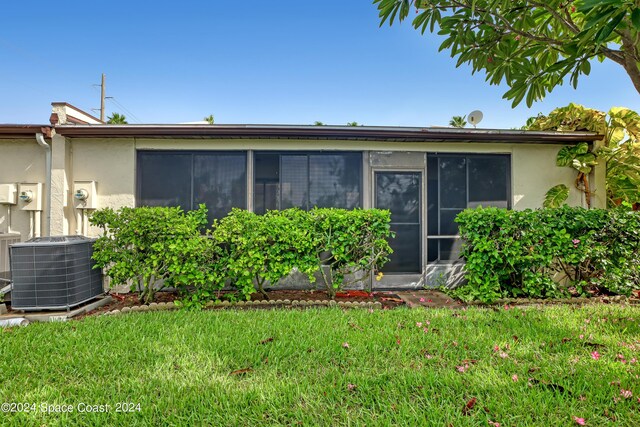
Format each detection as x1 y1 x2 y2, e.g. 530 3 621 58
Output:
572 159 593 174
556 147 574 167
544 184 570 208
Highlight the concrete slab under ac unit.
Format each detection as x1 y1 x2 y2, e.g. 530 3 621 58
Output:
0 295 112 323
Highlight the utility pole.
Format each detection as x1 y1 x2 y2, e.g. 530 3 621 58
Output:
100 73 106 122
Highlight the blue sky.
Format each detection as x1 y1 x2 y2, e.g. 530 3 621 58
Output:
1 0 639 128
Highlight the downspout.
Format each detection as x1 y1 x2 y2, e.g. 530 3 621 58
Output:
35 132 51 237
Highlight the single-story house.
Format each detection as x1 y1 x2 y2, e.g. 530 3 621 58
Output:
0 103 604 289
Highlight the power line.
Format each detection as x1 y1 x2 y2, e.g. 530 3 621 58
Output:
108 97 142 123
91 82 143 124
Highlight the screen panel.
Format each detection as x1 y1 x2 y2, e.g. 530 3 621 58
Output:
375 172 420 224
281 155 309 210
137 151 247 224
193 153 247 222
427 153 510 263
468 156 509 208
309 153 361 209
254 152 363 212
137 152 191 209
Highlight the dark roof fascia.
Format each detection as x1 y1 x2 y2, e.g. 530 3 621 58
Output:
53 125 602 144
0 125 52 139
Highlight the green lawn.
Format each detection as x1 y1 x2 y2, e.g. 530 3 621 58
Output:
1 305 639 426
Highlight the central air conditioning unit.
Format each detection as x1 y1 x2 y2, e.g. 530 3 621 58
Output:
9 236 104 310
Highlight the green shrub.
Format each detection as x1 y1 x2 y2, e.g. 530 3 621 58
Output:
453 206 640 302
212 208 393 300
90 205 218 304
212 208 318 300
91 206 394 305
308 208 393 298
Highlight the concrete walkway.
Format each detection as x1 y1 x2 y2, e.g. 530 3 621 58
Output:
395 290 464 309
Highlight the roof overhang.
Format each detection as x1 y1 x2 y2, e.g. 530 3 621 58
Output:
0 125 52 139
54 124 603 144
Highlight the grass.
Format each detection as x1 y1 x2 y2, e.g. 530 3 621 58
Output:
1 305 639 426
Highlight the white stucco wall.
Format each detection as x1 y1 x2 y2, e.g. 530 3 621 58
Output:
71 138 136 235
0 138 46 240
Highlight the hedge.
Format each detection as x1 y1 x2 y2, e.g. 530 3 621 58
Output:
454 206 640 302
91 206 393 305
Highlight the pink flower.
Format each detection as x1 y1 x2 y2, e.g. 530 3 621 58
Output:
591 351 600 360
499 352 509 359
573 416 586 425
423 327 429 333
416 322 423 327
488 421 500 427
630 358 637 364
419 297 425 302
493 345 500 352
621 389 633 399
424 353 433 359
456 364 469 373
579 334 584 339
572 239 580 247
425 320 430 325
504 304 510 310
512 374 519 382
347 383 357 391
396 339 401 345
342 342 350 349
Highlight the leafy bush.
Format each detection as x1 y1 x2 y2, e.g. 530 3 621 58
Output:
212 208 393 300
453 206 640 303
90 205 218 304
91 206 393 305
308 208 393 298
212 208 318 300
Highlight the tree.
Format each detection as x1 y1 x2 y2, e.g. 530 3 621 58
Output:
375 1 640 107
449 115 467 128
314 121 326 126
204 114 215 124
106 113 128 124
346 121 361 126
527 103 640 208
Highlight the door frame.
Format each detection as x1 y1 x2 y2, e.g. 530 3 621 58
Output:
371 167 426 290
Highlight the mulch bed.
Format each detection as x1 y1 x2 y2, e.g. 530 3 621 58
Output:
81 289 406 318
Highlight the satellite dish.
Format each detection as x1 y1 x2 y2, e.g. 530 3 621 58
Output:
468 110 483 128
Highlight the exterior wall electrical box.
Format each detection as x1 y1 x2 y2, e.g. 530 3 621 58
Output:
18 183 43 211
73 181 98 209
0 184 17 205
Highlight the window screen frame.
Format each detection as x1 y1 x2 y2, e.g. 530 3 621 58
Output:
426 152 512 264
135 150 248 221
252 151 364 213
